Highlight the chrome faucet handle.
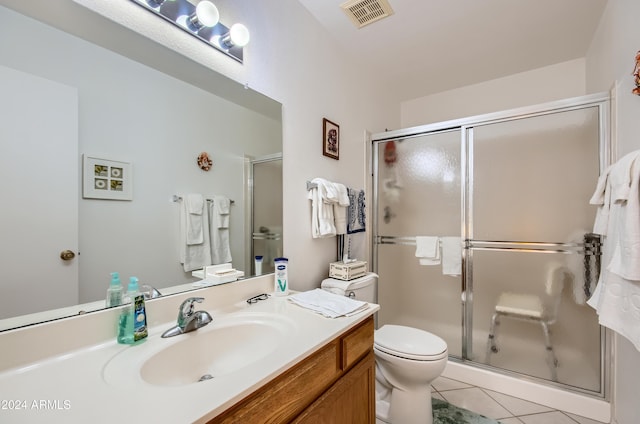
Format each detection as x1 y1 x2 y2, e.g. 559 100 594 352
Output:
140 284 162 299
162 297 211 338
177 297 204 328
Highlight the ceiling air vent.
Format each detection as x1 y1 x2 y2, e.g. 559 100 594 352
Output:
340 0 394 29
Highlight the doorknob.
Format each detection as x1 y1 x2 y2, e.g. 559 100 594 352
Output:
60 250 76 261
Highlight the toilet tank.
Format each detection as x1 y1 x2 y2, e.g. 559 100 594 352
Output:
321 272 378 303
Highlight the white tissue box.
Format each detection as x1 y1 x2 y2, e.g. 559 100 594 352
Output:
329 261 367 281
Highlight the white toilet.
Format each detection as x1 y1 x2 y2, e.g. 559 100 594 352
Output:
321 273 448 424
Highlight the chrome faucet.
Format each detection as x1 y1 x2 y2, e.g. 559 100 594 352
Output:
140 284 162 300
161 297 213 338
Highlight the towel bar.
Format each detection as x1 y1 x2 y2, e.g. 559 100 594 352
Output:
172 195 235 204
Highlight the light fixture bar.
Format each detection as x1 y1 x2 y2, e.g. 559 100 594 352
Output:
130 0 248 63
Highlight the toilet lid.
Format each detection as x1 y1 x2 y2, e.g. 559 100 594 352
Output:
375 325 447 360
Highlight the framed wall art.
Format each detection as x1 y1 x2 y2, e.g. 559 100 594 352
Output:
322 118 340 160
82 155 133 200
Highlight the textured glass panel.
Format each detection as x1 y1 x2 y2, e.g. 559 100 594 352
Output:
472 107 600 242
471 249 601 391
377 130 461 236
252 159 282 274
376 130 462 357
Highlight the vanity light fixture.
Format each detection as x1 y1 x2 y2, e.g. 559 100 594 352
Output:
131 0 250 63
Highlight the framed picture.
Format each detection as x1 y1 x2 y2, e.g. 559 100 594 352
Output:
82 155 133 200
322 118 340 160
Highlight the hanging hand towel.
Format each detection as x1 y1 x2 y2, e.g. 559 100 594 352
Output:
347 188 366 234
179 195 212 272
185 193 204 245
607 151 640 281
441 237 461 276
333 183 350 235
208 200 232 265
213 195 230 229
308 178 337 238
587 149 640 352
289 289 369 318
415 236 440 265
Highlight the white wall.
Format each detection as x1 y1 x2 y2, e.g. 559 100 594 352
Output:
585 1 640 423
400 59 586 127
73 0 399 292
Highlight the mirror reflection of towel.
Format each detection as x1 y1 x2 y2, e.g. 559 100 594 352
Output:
208 200 232 265
179 194 212 272
185 193 204 245
213 195 230 229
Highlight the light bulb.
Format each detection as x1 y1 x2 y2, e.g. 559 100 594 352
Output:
196 1 219 27
189 1 219 29
229 23 250 47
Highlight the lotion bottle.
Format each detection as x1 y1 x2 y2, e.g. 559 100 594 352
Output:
273 257 289 296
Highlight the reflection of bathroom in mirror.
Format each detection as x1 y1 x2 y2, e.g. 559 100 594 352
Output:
0 3 283 331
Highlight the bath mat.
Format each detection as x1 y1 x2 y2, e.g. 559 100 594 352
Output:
432 398 501 424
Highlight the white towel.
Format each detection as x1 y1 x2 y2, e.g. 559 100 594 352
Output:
415 236 440 265
587 149 640 352
308 178 337 238
607 151 640 281
321 273 379 297
185 193 204 245
208 200 232 265
441 237 461 276
179 195 212 272
289 289 369 318
213 195 230 229
333 183 350 235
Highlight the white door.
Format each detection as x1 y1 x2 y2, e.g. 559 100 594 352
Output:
0 65 79 319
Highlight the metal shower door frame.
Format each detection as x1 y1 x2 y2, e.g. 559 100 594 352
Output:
371 92 611 398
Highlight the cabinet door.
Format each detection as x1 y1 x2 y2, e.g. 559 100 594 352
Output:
208 341 340 424
293 351 375 424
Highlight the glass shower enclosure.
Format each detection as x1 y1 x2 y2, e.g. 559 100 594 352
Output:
371 94 609 396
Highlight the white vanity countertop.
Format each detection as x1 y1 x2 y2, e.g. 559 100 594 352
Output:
0 295 379 423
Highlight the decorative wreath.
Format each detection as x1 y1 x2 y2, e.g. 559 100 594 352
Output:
633 50 640 96
197 152 212 171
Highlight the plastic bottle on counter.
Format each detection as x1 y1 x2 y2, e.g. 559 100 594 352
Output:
273 257 289 296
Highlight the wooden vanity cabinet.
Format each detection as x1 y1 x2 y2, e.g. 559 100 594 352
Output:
208 316 375 424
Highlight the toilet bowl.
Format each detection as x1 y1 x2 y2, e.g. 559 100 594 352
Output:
320 274 448 424
374 325 448 424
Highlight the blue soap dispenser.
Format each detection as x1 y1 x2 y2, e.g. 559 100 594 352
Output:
117 277 148 345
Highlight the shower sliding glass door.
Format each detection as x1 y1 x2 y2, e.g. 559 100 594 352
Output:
372 94 609 396
375 129 463 356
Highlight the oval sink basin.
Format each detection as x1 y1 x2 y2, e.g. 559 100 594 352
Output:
103 312 295 387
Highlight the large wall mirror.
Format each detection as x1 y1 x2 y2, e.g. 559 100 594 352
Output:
0 2 283 331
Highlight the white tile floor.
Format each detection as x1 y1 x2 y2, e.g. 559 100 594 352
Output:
431 376 607 424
